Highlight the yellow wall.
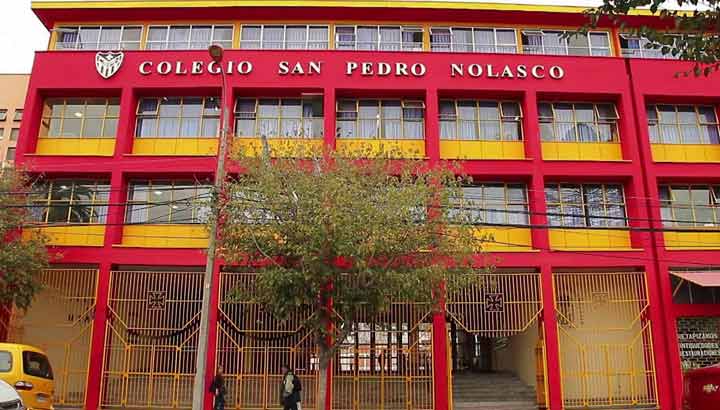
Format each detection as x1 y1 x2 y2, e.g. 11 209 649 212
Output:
494 324 540 388
132 138 218 156
664 231 720 250
336 139 425 158
234 138 324 158
477 227 533 252
119 224 208 248
541 142 623 161
439 141 525 160
23 225 106 247
548 229 632 251
651 144 720 163
35 138 115 156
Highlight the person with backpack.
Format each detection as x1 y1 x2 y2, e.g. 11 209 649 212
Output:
279 364 302 410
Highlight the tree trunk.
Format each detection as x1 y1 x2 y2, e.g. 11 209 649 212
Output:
316 344 329 410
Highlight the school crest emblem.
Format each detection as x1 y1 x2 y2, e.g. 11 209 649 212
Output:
95 51 124 79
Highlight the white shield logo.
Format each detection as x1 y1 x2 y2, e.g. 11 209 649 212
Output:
95 51 124 79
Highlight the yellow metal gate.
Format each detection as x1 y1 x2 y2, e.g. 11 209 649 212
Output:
3 268 97 409
333 303 434 410
447 272 543 337
101 270 203 409
217 273 317 410
554 271 658 409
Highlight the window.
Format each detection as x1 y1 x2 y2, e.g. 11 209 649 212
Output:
620 34 680 59
240 25 329 49
336 99 425 140
126 181 212 224
55 25 143 50
0 351 11 373
30 180 110 224
545 183 627 227
659 185 720 228
41 98 120 138
0 109 7 121
5 148 15 162
335 26 423 51
430 27 517 53
539 102 619 142
448 184 529 225
439 100 522 141
13 110 23 122
146 25 233 50
234 97 324 138
9 128 19 141
647 104 720 145
136 97 220 138
22 351 53 380
522 30 611 56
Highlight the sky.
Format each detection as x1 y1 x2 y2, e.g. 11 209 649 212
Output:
0 0 685 74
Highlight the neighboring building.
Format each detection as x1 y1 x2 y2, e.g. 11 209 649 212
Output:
7 1 720 410
0 74 29 168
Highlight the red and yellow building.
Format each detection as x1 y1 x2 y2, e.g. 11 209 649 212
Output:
7 1 720 410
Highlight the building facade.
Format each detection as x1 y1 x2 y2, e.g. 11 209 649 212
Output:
8 1 720 410
0 74 29 168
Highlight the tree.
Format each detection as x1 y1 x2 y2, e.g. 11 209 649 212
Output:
0 169 50 312
581 0 720 75
217 144 489 410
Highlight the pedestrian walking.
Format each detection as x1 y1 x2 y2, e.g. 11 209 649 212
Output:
279 364 302 410
209 366 226 410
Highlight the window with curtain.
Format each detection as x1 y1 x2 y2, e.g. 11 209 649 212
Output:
240 25 329 49
10 128 19 141
336 99 425 140
647 104 720 144
659 185 720 227
0 109 7 121
439 100 523 141
234 97 324 138
430 27 517 53
521 30 610 56
335 26 423 51
146 25 233 50
41 98 120 138
135 97 220 138
545 183 627 227
539 102 619 143
126 180 212 224
30 180 110 224
620 34 680 59
448 183 529 225
13 110 23 122
56 25 142 50
4 148 15 163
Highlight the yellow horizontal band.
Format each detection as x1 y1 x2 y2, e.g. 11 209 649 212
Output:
30 0 657 16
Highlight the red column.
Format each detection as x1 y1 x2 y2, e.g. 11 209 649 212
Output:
539 264 563 410
114 87 137 157
431 305 449 410
425 88 440 163
84 260 112 410
204 261 222 410
324 87 336 152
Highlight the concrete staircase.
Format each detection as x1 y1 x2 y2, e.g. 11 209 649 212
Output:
452 371 538 410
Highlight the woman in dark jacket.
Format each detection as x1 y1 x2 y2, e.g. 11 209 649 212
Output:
209 366 227 410
279 364 302 410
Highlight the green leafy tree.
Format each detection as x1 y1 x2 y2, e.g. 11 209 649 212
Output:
0 169 50 311
580 0 720 75
217 144 490 410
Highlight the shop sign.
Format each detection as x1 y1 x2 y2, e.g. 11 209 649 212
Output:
677 317 720 370
95 51 566 80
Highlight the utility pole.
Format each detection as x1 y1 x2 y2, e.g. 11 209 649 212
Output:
192 44 229 410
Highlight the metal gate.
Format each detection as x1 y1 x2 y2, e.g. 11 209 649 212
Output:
447 272 543 337
4 268 97 409
333 303 434 410
216 273 317 410
554 271 658 409
101 270 203 409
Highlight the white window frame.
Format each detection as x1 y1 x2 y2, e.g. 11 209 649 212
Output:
146 24 234 50
239 24 330 50
55 25 143 50
430 26 518 53
334 25 424 51
521 30 611 56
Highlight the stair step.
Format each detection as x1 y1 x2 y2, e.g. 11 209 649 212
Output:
452 371 538 410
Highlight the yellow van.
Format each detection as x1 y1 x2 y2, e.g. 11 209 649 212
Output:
0 343 54 410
